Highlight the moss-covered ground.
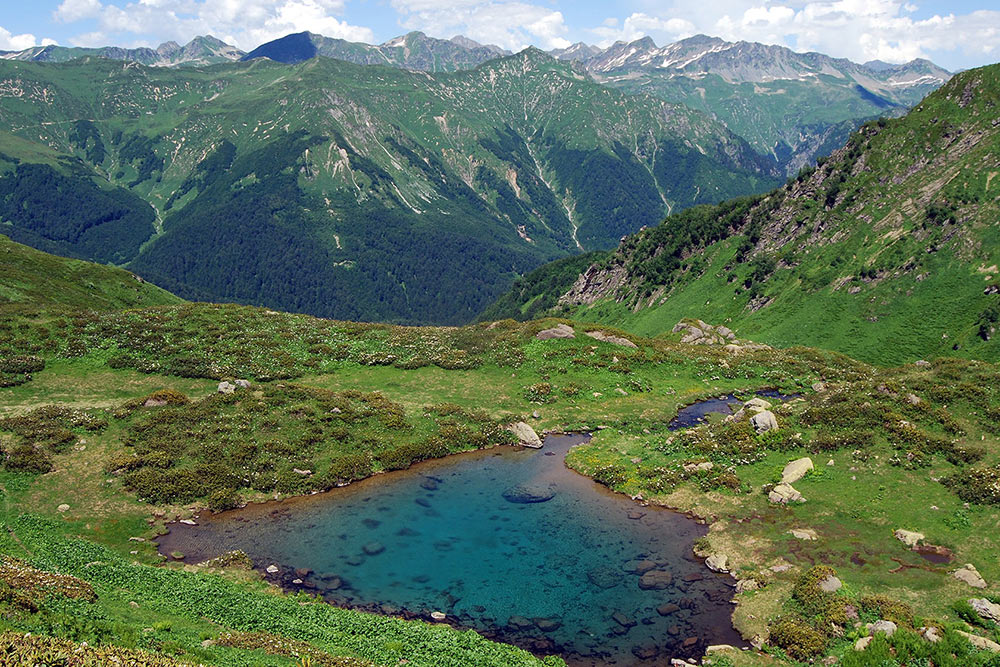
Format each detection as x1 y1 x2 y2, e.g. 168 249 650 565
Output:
1 299 999 665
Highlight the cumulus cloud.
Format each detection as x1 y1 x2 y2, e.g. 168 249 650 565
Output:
52 0 374 50
390 0 571 51
590 13 696 46
594 0 1000 66
0 26 55 51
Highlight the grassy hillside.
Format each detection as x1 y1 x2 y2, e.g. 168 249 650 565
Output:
495 63 1000 366
0 234 180 312
1 284 999 665
0 52 779 325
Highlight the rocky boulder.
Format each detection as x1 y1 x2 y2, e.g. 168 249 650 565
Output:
894 529 925 548
508 421 542 448
781 457 813 484
744 397 772 413
705 554 729 573
769 483 804 504
970 598 1000 624
751 410 779 433
958 630 1000 652
818 575 842 593
535 323 575 340
217 381 236 394
867 620 897 637
953 563 988 589
585 330 638 349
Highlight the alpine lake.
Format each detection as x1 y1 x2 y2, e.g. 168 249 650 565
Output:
156 395 786 665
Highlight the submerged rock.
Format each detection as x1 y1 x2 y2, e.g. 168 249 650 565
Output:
587 567 620 589
508 421 543 448
501 484 555 504
363 542 385 556
638 569 673 590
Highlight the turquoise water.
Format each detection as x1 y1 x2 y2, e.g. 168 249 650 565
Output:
158 434 743 665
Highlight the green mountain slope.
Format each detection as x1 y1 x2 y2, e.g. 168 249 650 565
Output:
0 51 779 325
486 64 1000 365
0 234 181 312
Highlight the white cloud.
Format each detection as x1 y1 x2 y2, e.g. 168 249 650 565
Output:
0 27 55 51
390 0 571 51
591 13 696 47
595 0 1000 66
53 0 373 50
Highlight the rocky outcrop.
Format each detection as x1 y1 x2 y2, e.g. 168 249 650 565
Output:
508 421 543 448
958 630 1000 652
769 483 804 504
672 319 737 345
751 410 779 433
535 323 575 340
781 457 813 484
559 263 629 306
585 330 638 348
953 563 988 588
970 598 1000 624
894 529 925 548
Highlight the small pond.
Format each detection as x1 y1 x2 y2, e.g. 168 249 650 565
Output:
158 432 744 665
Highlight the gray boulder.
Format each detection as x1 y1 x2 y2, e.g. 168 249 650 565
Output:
217 381 236 394
781 457 814 484
585 330 638 349
535 323 575 340
953 563 988 589
508 421 542 448
751 410 779 433
769 483 804 504
970 598 1000 624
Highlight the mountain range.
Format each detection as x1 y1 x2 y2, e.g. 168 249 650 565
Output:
0 48 776 325
2 30 951 175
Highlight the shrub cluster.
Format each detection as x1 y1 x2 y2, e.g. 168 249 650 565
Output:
942 466 1000 505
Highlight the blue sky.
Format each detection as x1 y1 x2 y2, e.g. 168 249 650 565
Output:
2 1 999 71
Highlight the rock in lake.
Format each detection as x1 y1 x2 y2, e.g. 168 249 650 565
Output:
363 542 385 556
751 410 779 433
705 554 729 573
502 484 555 504
508 421 543 448
430 611 446 621
781 457 814 484
953 563 988 589
535 323 575 340
744 397 772 413
638 569 673 590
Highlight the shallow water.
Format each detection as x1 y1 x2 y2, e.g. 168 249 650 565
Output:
669 390 796 430
158 433 743 665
